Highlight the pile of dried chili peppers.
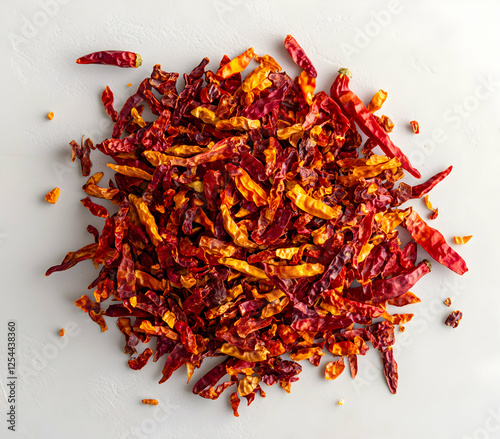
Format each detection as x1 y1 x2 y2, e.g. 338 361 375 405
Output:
46 36 468 416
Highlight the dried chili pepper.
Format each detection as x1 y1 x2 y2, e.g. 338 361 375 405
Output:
47 111 54 120
46 36 469 416
331 68 421 178
284 35 317 78
454 235 472 244
45 187 60 204
445 310 463 328
404 209 468 275
141 399 159 405
411 166 453 199
410 120 420 134
367 89 387 113
76 50 142 68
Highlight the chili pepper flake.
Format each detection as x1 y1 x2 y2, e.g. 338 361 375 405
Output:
410 120 420 134
141 399 159 406
46 36 470 417
445 310 463 328
337 399 345 406
45 187 61 204
325 358 345 380
47 111 54 120
454 235 473 244
367 89 388 113
444 297 452 307
59 328 65 337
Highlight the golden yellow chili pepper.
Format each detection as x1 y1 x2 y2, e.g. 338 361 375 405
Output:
265 262 324 279
286 185 342 220
220 343 269 362
242 65 271 92
107 163 153 180
367 89 388 113
237 376 261 397
191 107 220 125
228 166 268 207
128 194 162 246
216 47 255 79
216 116 261 131
298 70 316 106
219 257 268 279
131 107 147 128
220 204 258 249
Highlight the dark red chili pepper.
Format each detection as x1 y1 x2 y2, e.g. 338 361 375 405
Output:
411 165 453 199
101 86 118 122
445 310 463 328
331 68 421 178
76 50 142 68
284 35 317 78
404 208 468 275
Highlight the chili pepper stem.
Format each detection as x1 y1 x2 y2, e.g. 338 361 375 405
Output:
338 68 352 78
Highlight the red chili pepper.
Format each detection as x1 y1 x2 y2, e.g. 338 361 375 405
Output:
410 120 420 134
411 165 453 199
331 68 421 178
284 35 317 78
404 208 468 275
76 50 142 68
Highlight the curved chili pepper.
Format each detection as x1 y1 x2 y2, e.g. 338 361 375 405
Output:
284 35 317 78
331 68 421 178
411 165 453 199
76 50 142 68
404 208 468 275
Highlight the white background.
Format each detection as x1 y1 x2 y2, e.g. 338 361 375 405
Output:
1 1 500 438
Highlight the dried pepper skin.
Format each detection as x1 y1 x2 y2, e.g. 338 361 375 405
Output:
331 68 421 179
404 209 468 275
411 165 453 199
76 50 142 68
284 35 317 78
46 36 469 415
445 310 463 328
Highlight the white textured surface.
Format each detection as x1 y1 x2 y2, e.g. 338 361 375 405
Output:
1 1 500 438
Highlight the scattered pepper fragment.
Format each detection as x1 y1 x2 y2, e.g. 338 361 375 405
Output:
141 399 159 406
367 89 387 113
444 297 452 307
47 111 54 120
59 328 65 337
445 310 463 328
45 187 60 204
410 120 420 134
454 235 472 244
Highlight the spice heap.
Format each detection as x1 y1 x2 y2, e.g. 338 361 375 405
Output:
46 37 468 416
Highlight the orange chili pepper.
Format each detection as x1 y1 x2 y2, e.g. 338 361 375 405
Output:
216 47 255 79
